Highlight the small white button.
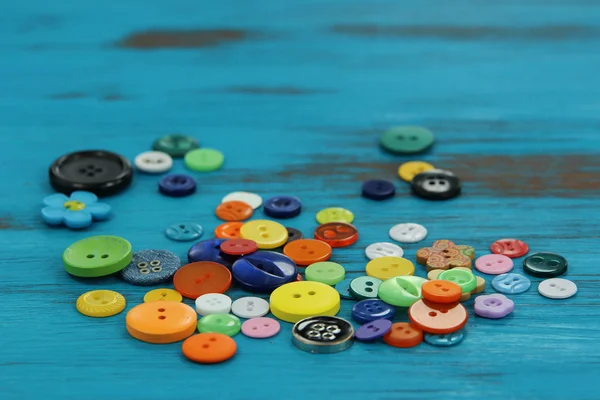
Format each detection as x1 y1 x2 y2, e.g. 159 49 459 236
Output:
389 223 427 243
365 242 404 260
134 151 173 174
195 293 232 316
538 278 577 299
222 192 262 209
231 297 269 319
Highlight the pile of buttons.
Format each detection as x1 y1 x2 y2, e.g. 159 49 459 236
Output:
46 129 577 364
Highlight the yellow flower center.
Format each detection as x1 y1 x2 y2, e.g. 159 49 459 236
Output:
64 200 86 211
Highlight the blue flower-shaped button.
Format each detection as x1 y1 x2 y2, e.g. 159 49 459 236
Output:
187 238 236 268
351 299 396 325
492 273 531 294
232 251 297 292
263 196 302 219
165 222 203 241
424 331 465 347
41 191 111 229
158 174 197 197
361 180 396 201
120 249 182 286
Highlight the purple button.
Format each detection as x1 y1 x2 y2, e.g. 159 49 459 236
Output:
355 319 393 341
474 293 514 319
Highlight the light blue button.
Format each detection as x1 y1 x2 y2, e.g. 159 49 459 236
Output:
424 331 464 347
165 222 203 241
492 273 531 294
334 278 354 299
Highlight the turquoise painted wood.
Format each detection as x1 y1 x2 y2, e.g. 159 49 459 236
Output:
1 0 599 399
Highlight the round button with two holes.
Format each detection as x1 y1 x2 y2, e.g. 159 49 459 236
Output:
241 317 280 339
314 222 358 248
220 239 258 256
126 301 197 344
523 252 568 278
182 333 237 364
134 151 173 174
63 235 132 278
165 222 203 242
305 262 345 285
143 288 182 303
76 290 126 317
270 281 340 323
408 299 468 334
173 261 232 299
264 196 302 219
380 126 434 154
240 220 288 249
215 222 244 239
153 134 199 158
361 180 395 200
216 201 253 221
411 169 461 200
158 174 197 197
383 322 423 348
292 316 354 354
283 239 332 266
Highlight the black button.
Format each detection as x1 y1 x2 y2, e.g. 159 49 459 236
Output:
523 252 568 278
285 227 304 244
49 150 133 197
411 169 461 200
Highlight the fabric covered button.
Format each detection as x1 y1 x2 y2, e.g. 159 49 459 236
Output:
380 126 434 154
365 242 404 260
355 319 393 342
158 174 197 197
416 240 473 271
351 299 396 325
334 278 354 299
165 222 203 242
42 191 111 229
283 239 332 266
422 280 462 303
241 317 280 338
222 191 262 209
538 278 577 299
231 297 270 319
182 333 236 364
389 223 427 244
240 220 288 249
361 180 395 200
120 250 182 286
474 294 514 319
214 222 244 239
184 148 224 172
173 261 232 299
411 169 461 200
490 239 529 258
424 331 464 347
197 313 241 336
231 251 297 292
220 239 258 256
187 239 235 268
523 252 568 278
144 288 182 303
383 322 423 348
409 299 468 334
349 276 382 300
270 281 340 323
314 222 358 248
76 290 126 318
492 273 531 294
126 301 197 344
49 150 133 197
216 201 253 221
292 316 354 354
378 276 426 307
285 227 304 244
134 151 173 174
153 134 199 158
264 196 302 219
316 207 354 224
398 161 435 182
305 262 345 285
475 254 514 275
438 268 477 294
366 257 415 280
63 235 132 278
195 293 232 316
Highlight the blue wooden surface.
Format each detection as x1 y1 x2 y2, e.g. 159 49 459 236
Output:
2 1 600 399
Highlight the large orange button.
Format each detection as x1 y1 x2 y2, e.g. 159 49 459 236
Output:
173 262 232 299
126 301 197 344
383 322 423 348
283 239 332 266
182 333 237 364
422 280 462 303
215 201 253 221
408 299 468 334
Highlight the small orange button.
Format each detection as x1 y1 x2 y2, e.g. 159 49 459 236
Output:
126 301 197 344
422 280 462 303
283 239 332 266
215 221 244 239
383 322 423 348
173 262 232 299
215 201 253 221
408 299 468 334
182 333 237 364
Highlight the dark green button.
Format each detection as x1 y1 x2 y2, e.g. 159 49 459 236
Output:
523 252 567 278
380 126 434 154
349 276 382 300
153 134 199 158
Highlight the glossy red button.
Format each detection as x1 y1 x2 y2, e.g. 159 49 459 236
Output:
490 239 529 258
220 239 258 256
314 222 359 248
173 262 232 299
215 222 244 239
215 201 253 221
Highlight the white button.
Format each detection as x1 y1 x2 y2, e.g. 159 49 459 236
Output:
365 242 404 260
538 278 577 299
222 191 263 209
134 151 173 174
389 223 427 243
231 297 269 319
195 293 232 316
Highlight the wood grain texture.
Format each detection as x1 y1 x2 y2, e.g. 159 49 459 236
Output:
1 0 599 399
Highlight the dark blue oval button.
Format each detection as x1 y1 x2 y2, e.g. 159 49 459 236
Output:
263 196 302 219
361 180 395 200
159 174 196 197
351 299 396 324
232 251 297 292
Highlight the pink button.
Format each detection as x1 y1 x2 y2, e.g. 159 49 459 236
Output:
241 317 280 339
475 254 513 274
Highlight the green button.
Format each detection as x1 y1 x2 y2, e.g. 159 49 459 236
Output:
380 126 434 154
349 276 382 300
153 134 199 158
184 148 225 172
438 269 477 293
378 276 426 307
305 262 345 285
197 313 241 337
63 235 132 277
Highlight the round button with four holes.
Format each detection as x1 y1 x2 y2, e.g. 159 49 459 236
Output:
292 316 354 354
351 299 396 325
63 235 132 278
120 249 182 286
231 297 270 319
195 293 232 316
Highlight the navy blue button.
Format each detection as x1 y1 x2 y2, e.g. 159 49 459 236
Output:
232 251 297 292
361 180 395 200
285 227 303 244
120 250 182 286
159 174 196 197
165 222 203 241
263 196 302 219
188 239 236 268
351 299 396 324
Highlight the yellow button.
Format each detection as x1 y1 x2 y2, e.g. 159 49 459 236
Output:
76 290 126 317
366 256 415 280
144 288 183 303
398 161 435 182
270 281 340 323
316 207 354 224
240 220 287 249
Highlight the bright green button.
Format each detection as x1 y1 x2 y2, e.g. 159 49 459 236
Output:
316 207 354 224
349 276 382 300
378 276 427 307
380 126 434 154
439 269 477 293
184 148 224 172
63 236 132 278
153 134 199 158
197 313 241 336
305 262 345 285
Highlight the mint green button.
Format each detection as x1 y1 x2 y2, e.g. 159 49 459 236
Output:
153 134 199 158
439 269 477 293
305 262 345 285
197 313 241 336
184 148 224 172
380 126 434 154
378 276 427 307
349 276 382 300
63 235 132 277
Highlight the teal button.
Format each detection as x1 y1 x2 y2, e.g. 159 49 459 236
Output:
380 126 434 154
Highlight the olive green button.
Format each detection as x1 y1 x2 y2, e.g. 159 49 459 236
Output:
378 276 426 307
349 276 382 300
316 207 354 224
184 148 225 172
380 126 434 154
153 134 199 158
197 313 241 337
305 262 345 286
63 236 132 278
439 269 477 293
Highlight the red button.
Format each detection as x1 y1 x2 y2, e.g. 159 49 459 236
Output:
314 222 359 248
173 262 232 299
220 239 258 256
490 239 529 258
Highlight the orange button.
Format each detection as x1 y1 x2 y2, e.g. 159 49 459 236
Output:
173 262 232 299
422 280 462 303
215 201 253 221
314 222 359 248
283 239 332 266
215 221 244 239
182 333 237 364
383 322 423 348
408 299 468 334
126 301 197 344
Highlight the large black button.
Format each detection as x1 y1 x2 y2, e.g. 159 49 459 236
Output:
411 169 461 200
49 150 133 197
523 252 568 278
